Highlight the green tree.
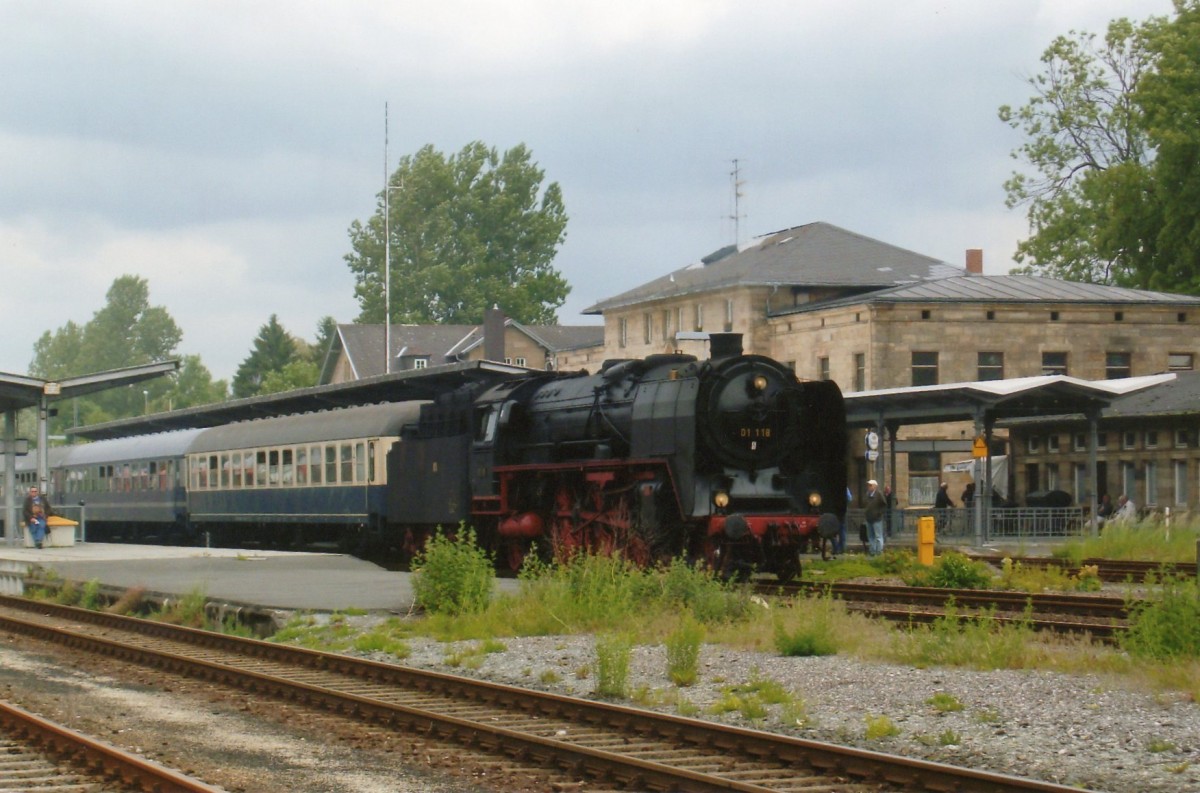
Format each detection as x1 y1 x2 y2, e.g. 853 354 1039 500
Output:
345 141 570 326
1000 2 1200 294
999 17 1158 285
30 275 193 430
231 314 299 398
309 315 338 366
1137 0 1200 293
165 355 229 410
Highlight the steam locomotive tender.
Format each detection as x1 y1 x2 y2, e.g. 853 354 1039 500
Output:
390 334 847 579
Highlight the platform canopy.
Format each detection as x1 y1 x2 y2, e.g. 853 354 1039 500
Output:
69 359 532 441
843 373 1176 428
0 361 181 415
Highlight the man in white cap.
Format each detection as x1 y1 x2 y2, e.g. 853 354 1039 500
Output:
863 478 888 556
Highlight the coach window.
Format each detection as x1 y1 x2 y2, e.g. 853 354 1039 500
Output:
267 450 279 484
282 448 294 485
325 446 338 483
296 448 308 485
338 443 352 483
368 441 379 483
256 451 268 486
310 446 323 484
239 452 251 487
220 454 230 488
231 455 243 488
355 442 366 483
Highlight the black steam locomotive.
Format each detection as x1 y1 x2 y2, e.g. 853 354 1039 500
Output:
25 334 846 580
390 334 847 579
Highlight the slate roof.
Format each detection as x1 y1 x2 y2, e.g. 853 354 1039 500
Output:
774 274 1200 316
1001 372 1200 426
583 222 963 314
323 322 604 382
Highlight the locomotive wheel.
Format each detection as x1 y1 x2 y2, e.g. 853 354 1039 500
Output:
775 549 802 583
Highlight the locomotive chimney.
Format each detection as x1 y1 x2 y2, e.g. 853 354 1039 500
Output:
708 333 743 360
484 305 506 362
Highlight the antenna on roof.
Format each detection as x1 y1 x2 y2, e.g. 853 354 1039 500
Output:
383 102 392 375
729 158 746 248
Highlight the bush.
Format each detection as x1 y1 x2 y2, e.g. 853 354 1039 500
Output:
411 526 494 616
774 594 839 657
906 552 993 589
1121 575 1200 660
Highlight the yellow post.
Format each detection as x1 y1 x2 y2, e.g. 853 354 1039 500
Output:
917 516 936 566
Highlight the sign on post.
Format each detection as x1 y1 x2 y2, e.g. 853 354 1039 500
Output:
972 436 988 458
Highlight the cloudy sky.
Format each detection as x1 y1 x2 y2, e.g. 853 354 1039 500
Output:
0 0 1173 381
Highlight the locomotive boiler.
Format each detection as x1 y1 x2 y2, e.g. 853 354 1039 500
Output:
389 334 847 579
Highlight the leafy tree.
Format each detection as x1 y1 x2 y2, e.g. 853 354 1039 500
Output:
29 275 197 431
345 141 570 326
167 355 229 410
1000 2 1200 293
231 314 299 399
1137 0 1200 293
259 360 321 395
999 17 1157 285
309 315 338 366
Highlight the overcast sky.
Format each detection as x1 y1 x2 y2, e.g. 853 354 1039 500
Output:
0 0 1174 381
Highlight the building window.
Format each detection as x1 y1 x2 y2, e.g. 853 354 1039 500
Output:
1025 463 1039 494
1074 464 1087 502
1178 312 1187 323
1097 432 1107 450
1050 311 1060 321
1073 433 1086 452
854 353 865 392
1121 462 1136 499
413 358 428 369
1042 351 1068 376
1168 353 1194 371
921 309 931 320
977 351 1004 381
1106 351 1132 379
1145 430 1158 449
618 317 627 348
1145 461 1157 506
1175 429 1190 448
1122 431 1137 450
1047 435 1059 453
676 307 685 335
1115 311 1124 321
724 299 734 332
908 452 940 506
1027 435 1041 454
514 357 527 367
986 310 995 320
662 310 671 341
643 313 652 344
819 357 830 381
1046 464 1059 491
911 351 938 386
694 303 703 332
1174 461 1188 505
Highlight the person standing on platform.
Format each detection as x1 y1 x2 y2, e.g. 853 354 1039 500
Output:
22 486 53 549
863 479 887 556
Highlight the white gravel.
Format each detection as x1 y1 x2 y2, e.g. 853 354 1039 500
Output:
373 633 1200 793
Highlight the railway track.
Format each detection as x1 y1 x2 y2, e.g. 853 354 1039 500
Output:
764 581 1128 640
967 554 1197 582
0 697 223 792
0 594 1087 793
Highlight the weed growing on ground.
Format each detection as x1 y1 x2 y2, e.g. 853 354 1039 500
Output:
1121 575 1200 660
904 552 993 589
926 692 965 712
891 601 1034 670
773 592 840 656
665 614 704 686
411 526 494 616
864 714 901 740
593 632 632 698
1054 521 1200 564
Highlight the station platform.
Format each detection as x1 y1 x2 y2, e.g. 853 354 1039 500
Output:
0 541 489 618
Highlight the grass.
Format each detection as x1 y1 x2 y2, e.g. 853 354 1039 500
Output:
1053 520 1200 565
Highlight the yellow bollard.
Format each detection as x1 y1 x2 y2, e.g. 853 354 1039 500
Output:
917 516 935 566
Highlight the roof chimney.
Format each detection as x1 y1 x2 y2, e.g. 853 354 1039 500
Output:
966 249 983 275
484 305 506 362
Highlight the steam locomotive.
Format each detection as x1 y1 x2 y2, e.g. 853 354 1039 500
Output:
22 334 847 580
390 333 847 579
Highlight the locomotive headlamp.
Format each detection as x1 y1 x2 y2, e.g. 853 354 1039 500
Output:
751 374 769 392
713 491 730 508
808 492 823 508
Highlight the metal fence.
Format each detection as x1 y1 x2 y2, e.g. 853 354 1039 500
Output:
845 506 1088 544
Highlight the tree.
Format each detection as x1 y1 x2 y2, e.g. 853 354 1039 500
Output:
1137 0 1200 293
168 355 229 410
30 275 196 430
345 141 570 326
1000 2 1200 293
999 17 1157 285
232 314 299 399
